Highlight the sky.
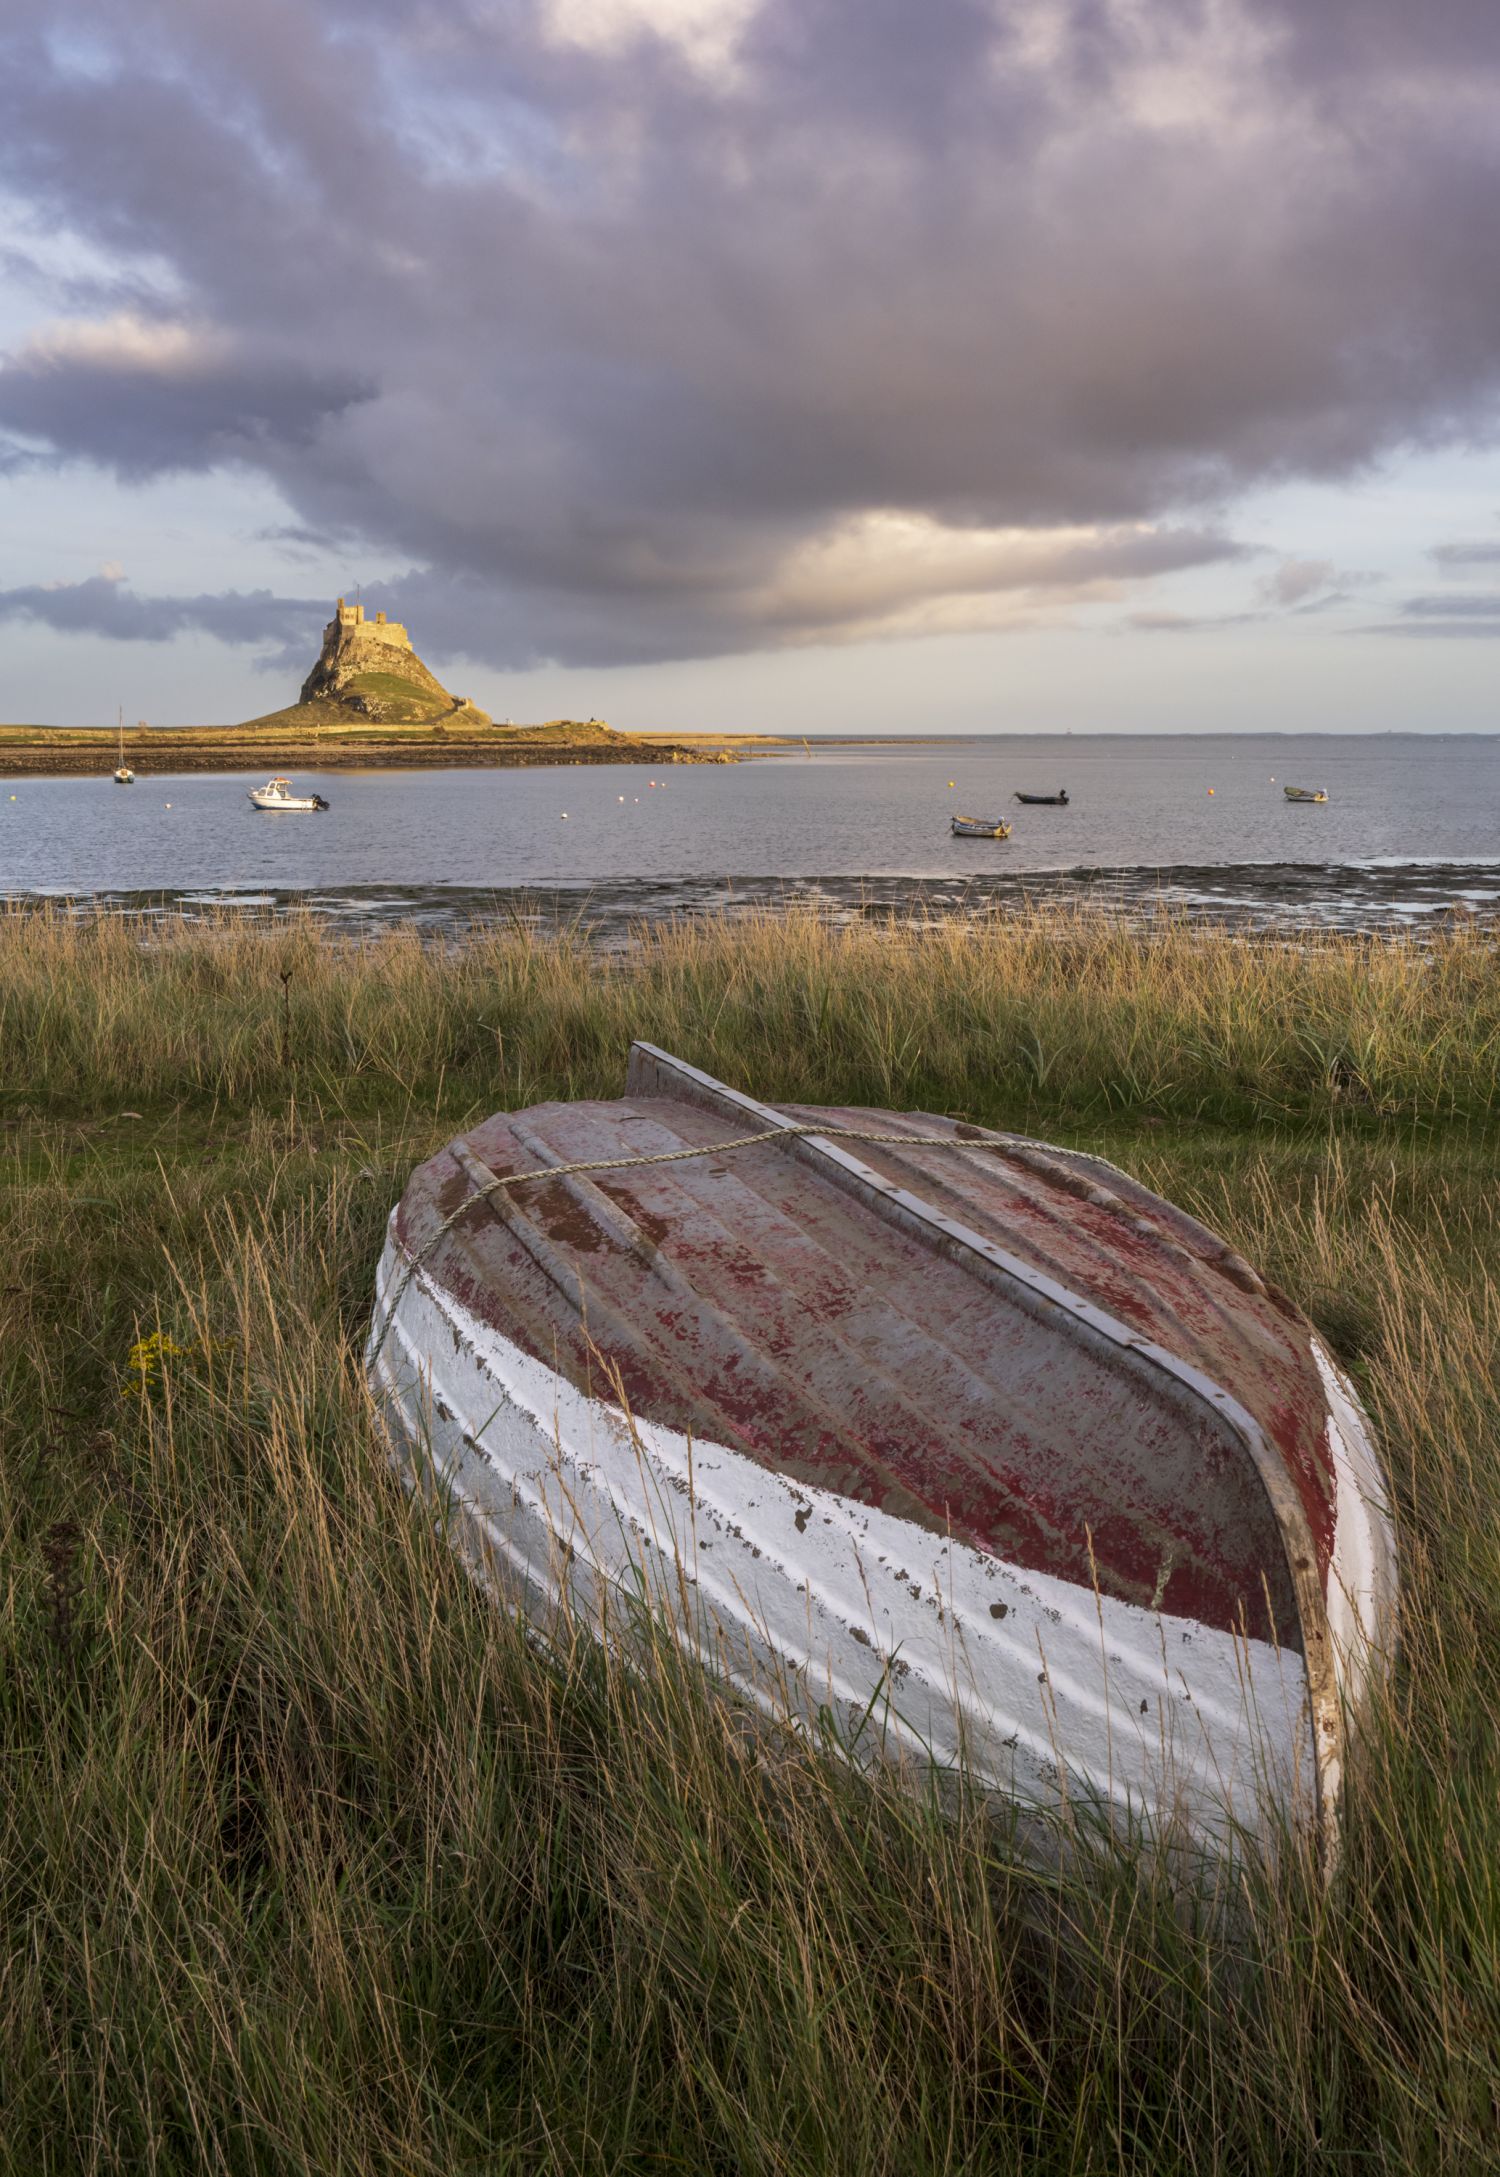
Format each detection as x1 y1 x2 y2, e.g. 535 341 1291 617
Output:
2 0 1500 733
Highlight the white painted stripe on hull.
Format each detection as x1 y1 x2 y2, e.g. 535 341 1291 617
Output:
370 1227 1322 1847
1312 1339 1400 1813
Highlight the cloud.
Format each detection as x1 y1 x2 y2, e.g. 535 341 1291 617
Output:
1365 590 1500 636
1125 609 1264 633
1394 593 1500 618
0 312 369 478
736 516 1249 644
1257 557 1338 608
3 1 1500 662
1430 537 1500 565
0 434 47 477
0 570 325 652
1250 556 1376 615
541 0 760 78
12 521 1234 679
1365 621 1500 638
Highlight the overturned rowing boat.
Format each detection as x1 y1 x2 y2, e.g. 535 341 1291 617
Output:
368 1044 1396 1858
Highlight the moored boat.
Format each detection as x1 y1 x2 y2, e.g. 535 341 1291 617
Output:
1014 790 1068 805
113 707 134 784
1283 786 1328 803
368 1043 1397 1859
950 814 1013 838
248 776 329 811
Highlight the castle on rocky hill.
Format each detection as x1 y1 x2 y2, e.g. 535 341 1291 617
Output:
297 596 490 725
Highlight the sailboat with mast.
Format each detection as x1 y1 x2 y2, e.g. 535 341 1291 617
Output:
113 708 135 784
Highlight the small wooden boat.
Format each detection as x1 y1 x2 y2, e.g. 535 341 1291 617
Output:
1283 786 1328 803
951 815 1012 838
1014 790 1068 805
369 1044 1396 1860
248 776 329 811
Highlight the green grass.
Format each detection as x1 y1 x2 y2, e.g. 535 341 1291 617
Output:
1 906 1497 2173
340 670 451 717
0 714 632 748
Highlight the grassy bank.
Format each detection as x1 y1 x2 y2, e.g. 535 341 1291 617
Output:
0 717 723 775
2 908 1496 2172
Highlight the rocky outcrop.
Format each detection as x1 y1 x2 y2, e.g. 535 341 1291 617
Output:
297 599 491 725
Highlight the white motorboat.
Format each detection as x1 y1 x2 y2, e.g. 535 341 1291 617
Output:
368 1042 1397 1862
248 776 329 811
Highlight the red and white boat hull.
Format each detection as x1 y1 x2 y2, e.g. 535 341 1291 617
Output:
369 1045 1397 1858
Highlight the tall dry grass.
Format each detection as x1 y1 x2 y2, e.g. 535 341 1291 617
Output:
2 900 1497 1124
1 908 1496 2171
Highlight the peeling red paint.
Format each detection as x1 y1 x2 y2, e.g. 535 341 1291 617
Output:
394 1072 1345 1653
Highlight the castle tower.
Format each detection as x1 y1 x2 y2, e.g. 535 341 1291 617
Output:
299 594 449 705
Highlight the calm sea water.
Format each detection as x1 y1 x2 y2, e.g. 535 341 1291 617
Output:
3 733 1497 936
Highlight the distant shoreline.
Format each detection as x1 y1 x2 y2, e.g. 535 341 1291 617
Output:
0 720 963 776
0 719 769 777
8 723 1494 777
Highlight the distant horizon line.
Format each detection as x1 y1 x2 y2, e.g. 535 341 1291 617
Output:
717 728 1500 742
6 721 1498 743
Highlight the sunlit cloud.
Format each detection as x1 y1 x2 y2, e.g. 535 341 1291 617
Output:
13 312 226 376
541 0 761 77
746 513 1248 643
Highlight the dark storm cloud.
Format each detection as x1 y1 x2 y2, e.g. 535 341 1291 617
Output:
0 326 370 479
0 573 325 648
4 1 1500 664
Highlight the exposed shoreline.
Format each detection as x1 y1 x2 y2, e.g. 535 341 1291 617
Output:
6 860 1495 942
